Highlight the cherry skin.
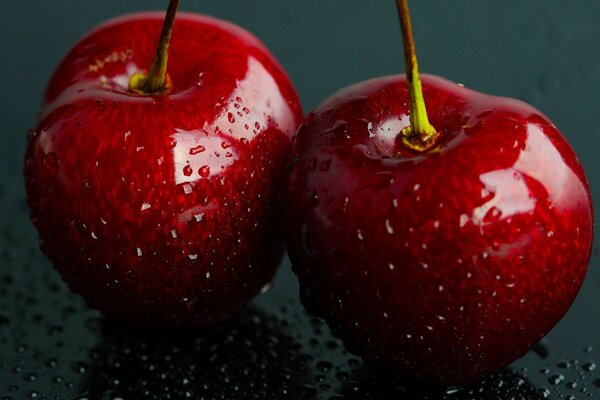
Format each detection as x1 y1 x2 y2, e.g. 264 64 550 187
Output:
284 74 593 386
24 12 302 326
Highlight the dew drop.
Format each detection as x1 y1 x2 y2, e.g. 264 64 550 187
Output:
193 213 204 223
198 165 210 178
548 374 565 385
357 230 364 241
189 145 205 155
385 219 394 234
583 362 596 371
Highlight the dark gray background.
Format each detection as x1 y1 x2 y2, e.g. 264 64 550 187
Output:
0 1 598 399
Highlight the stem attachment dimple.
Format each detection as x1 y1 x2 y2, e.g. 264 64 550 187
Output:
129 0 180 95
395 0 439 152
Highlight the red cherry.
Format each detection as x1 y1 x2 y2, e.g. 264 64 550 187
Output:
284 0 593 387
24 2 302 326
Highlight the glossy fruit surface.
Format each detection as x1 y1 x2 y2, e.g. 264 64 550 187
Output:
24 12 302 325
284 74 593 386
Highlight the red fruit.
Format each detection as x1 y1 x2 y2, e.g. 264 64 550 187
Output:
285 73 593 387
24 9 302 325
284 0 593 387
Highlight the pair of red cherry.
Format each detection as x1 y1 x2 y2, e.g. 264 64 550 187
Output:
24 0 593 387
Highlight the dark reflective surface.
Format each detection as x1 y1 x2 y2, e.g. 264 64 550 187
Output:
1 1 599 399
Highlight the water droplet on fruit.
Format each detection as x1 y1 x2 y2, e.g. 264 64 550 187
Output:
183 164 193 177
136 248 143 257
188 254 198 260
385 219 394 234
357 230 364 240
141 202 151 211
193 213 204 223
227 113 236 123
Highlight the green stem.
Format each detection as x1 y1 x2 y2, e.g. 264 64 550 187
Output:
129 0 180 95
395 0 438 151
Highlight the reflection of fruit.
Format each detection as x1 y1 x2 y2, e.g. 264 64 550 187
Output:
24 1 302 325
284 0 593 386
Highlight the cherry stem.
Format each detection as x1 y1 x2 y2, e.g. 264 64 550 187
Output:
130 0 180 94
395 0 438 151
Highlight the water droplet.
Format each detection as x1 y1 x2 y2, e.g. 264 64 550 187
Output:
198 165 210 178
136 248 143 257
141 202 151 211
183 164 193 177
583 362 596 371
227 113 236 123
357 230 364 241
548 374 565 385
316 361 332 372
188 254 198 260
189 145 205 155
385 219 394 234
193 213 204 223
